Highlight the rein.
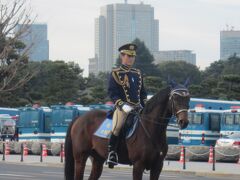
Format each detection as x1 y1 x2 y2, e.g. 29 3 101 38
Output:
140 114 170 126
141 118 179 128
138 88 189 144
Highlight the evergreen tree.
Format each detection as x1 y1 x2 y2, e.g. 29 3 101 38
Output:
158 61 202 85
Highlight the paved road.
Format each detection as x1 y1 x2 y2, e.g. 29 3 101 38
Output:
0 162 239 180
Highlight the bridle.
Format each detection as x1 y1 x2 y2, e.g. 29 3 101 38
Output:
138 88 190 142
139 88 190 126
169 88 190 117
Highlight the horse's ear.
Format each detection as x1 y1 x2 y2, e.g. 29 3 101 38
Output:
168 76 177 88
184 77 190 88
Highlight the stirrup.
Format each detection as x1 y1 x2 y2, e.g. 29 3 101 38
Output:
107 151 118 168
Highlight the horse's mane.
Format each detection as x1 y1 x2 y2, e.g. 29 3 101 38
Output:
142 86 171 114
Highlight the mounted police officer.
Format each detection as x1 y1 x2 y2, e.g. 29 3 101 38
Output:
107 43 147 168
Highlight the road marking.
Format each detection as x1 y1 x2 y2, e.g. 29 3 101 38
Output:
42 171 63 175
0 173 34 178
160 174 177 179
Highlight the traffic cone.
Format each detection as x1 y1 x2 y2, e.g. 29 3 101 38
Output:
5 143 10 155
179 146 184 163
60 144 65 158
208 146 213 163
23 144 28 156
42 144 48 157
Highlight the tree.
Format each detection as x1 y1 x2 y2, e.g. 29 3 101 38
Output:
33 61 83 105
22 61 83 105
158 61 202 85
80 72 110 104
0 0 36 93
144 76 163 95
202 60 225 80
199 56 240 100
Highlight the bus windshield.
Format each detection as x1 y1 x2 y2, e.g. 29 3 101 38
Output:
188 113 202 124
0 116 16 133
52 109 74 127
225 114 234 125
19 111 39 128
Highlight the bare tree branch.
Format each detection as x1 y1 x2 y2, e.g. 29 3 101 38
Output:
0 0 37 93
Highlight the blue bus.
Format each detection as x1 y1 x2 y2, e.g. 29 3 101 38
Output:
89 104 113 111
50 105 90 142
220 106 240 137
0 114 18 141
146 97 240 145
0 107 19 141
0 107 19 117
179 105 223 146
17 107 52 142
190 98 240 110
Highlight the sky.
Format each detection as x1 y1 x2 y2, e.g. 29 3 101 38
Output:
26 0 240 76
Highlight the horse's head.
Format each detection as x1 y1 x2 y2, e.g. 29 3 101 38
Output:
169 79 190 129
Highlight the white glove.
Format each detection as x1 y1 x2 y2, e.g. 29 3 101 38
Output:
122 104 133 113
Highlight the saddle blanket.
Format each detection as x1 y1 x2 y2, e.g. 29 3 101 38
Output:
94 118 138 139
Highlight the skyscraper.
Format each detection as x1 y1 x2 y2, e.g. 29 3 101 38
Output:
89 2 159 75
18 23 49 61
153 50 196 65
220 30 240 60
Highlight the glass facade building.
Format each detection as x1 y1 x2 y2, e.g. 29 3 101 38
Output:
89 2 159 75
18 24 49 61
220 30 240 60
153 50 196 65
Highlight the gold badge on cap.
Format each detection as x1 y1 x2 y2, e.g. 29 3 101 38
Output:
129 45 134 50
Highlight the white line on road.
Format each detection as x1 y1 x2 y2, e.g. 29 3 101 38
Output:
0 173 34 178
160 174 177 179
42 171 63 175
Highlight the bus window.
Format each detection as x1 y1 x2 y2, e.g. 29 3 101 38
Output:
19 111 39 128
189 113 202 124
52 110 63 126
225 114 234 125
52 109 74 127
235 114 240 124
64 110 74 125
209 114 220 131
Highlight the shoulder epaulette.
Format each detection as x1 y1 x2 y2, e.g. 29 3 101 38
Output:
112 67 120 72
131 68 141 74
111 70 122 85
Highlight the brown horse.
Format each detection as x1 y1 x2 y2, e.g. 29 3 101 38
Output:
64 83 190 180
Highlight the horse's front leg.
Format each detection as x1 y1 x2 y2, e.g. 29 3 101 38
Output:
150 154 164 180
132 161 145 180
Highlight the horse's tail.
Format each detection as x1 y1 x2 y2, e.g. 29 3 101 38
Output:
64 119 75 180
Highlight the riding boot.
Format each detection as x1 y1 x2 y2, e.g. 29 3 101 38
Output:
107 133 119 168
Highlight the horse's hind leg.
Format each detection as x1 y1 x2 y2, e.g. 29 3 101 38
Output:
88 157 104 180
74 153 89 180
